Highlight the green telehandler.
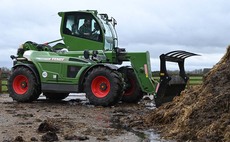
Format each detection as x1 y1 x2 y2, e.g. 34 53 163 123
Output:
8 10 198 107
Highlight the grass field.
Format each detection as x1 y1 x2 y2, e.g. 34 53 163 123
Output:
188 76 203 85
1 80 7 92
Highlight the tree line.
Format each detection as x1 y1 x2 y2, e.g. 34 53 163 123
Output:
152 68 211 76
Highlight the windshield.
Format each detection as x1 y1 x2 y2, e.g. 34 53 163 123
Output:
98 14 118 50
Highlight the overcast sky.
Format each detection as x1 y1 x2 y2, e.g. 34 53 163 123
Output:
1 0 230 71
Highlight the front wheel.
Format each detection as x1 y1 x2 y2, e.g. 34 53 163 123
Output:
118 67 144 103
8 67 41 102
83 67 123 106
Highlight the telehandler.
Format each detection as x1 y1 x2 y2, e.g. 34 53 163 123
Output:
8 10 198 106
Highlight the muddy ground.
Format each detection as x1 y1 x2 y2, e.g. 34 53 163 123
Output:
0 93 162 142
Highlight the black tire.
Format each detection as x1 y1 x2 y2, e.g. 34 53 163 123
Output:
44 93 69 101
83 67 123 106
119 67 144 103
8 67 41 102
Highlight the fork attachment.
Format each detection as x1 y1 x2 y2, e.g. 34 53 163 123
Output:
154 50 199 107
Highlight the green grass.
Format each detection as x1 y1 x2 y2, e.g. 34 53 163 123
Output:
1 80 8 92
189 76 203 85
189 76 203 80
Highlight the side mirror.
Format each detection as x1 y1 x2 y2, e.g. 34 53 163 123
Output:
112 17 117 27
109 17 117 27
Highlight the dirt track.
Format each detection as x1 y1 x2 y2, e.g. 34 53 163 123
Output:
0 93 162 142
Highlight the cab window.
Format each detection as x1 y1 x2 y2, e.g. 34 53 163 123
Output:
63 13 102 42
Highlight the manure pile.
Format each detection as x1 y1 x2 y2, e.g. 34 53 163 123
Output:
144 46 230 141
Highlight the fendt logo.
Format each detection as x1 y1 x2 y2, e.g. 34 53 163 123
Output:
49 58 65 61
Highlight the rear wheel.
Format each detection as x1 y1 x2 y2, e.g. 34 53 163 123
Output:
119 67 144 103
44 93 69 101
8 67 41 102
83 67 123 106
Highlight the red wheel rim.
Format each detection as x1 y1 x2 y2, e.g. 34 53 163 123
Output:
124 78 135 96
91 76 110 98
13 75 28 95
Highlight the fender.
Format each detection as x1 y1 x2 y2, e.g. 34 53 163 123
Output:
13 63 40 84
86 63 119 75
101 63 119 70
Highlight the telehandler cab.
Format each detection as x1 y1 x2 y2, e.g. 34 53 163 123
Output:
8 10 198 107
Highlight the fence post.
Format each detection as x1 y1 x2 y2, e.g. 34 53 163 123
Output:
0 68 2 93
